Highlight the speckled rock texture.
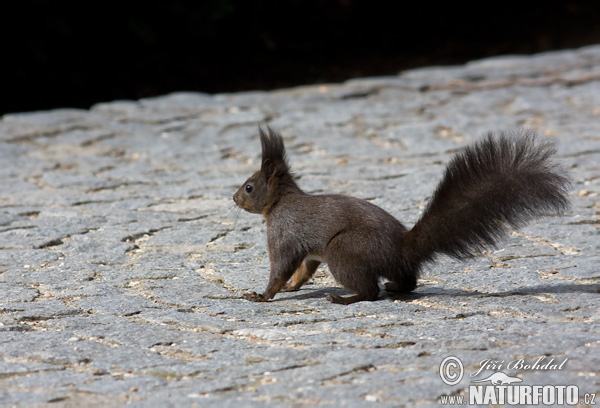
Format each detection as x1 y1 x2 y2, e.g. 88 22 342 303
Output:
1 46 599 407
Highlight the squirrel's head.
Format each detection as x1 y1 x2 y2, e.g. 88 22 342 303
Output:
233 127 292 215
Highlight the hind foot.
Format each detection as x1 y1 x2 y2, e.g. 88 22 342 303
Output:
326 293 376 305
385 280 417 293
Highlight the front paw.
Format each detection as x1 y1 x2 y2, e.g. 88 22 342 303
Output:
242 291 268 302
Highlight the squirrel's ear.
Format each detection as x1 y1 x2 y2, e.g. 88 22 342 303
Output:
261 158 276 179
259 126 288 175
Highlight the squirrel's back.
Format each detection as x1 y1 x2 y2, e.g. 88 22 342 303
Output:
268 192 408 254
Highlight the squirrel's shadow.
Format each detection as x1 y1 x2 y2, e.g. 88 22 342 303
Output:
274 282 598 302
274 286 347 301
387 281 600 301
411 282 597 298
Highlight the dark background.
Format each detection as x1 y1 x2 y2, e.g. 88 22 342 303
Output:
4 0 600 115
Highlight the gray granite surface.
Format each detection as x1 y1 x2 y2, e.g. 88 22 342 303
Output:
1 46 599 407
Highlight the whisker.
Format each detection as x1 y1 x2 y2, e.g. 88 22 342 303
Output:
225 203 243 229
232 207 242 228
225 203 238 217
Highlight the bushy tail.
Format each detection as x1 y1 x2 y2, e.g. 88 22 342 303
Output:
404 129 571 264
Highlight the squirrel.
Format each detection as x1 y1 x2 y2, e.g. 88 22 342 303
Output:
233 127 571 305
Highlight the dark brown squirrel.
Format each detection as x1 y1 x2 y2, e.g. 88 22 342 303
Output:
233 127 571 305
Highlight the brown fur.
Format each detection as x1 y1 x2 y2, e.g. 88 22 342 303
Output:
233 127 570 305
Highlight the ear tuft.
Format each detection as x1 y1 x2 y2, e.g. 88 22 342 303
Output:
259 126 288 177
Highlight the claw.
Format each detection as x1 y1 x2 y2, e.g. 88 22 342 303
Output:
242 292 268 302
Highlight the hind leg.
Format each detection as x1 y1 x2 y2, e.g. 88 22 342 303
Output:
326 261 380 305
324 234 381 305
383 263 419 294
384 276 417 293
282 259 320 292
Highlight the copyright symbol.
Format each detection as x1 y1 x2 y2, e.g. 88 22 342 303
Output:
439 356 464 385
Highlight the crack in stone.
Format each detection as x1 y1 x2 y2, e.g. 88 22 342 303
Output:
208 230 230 243
80 132 116 147
512 232 581 255
5 124 101 143
121 228 168 244
35 238 65 249
0 225 36 233
321 364 376 383
85 180 152 193
177 215 208 222
421 72 600 92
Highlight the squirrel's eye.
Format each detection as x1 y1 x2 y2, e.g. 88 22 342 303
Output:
245 184 253 193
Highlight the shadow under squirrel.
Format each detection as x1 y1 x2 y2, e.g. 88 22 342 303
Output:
233 127 570 305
